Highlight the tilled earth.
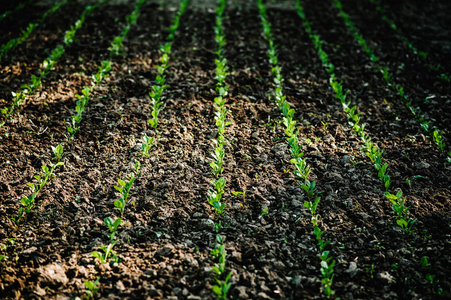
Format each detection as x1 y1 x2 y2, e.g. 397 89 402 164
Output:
0 0 450 299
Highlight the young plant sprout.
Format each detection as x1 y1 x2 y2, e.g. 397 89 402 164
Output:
1 1 104 125
51 144 64 162
141 135 155 157
365 0 450 82
210 234 232 300
207 177 226 215
207 0 232 218
92 242 118 264
114 161 140 214
104 217 122 243
84 277 101 299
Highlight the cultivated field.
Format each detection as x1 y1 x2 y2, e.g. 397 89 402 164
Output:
0 0 450 299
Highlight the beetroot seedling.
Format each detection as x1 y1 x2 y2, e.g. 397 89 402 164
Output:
114 161 140 214
84 276 101 299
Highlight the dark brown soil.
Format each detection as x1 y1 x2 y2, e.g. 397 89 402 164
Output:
0 0 450 299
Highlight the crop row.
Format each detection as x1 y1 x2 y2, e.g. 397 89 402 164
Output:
1 0 108 127
330 0 450 164
0 0 68 60
208 1 233 299
0 0 34 23
258 1 338 297
85 0 191 297
367 0 450 82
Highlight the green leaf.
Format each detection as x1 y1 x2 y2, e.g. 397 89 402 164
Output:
384 192 397 201
397 219 408 228
212 285 222 296
117 179 126 187
104 217 113 228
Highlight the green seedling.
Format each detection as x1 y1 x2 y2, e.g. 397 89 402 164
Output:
148 85 169 128
366 264 375 278
108 0 146 56
109 36 124 56
261 206 268 216
333 0 449 155
214 221 223 233
104 217 121 242
365 0 449 81
208 178 226 215
67 60 110 141
319 250 336 298
291 3 340 297
51 144 63 161
92 242 117 264
141 135 155 157
210 139 225 176
231 190 245 199
213 271 232 300
0 22 37 59
64 1 106 45
13 159 63 223
21 74 41 93
84 276 101 299
211 232 232 300
0 238 15 262
114 162 140 214
0 91 24 120
12 91 26 108
314 226 330 250
297 0 419 238
420 256 430 269
321 121 330 131
385 190 416 234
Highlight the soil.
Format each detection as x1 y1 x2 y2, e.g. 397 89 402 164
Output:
0 0 450 299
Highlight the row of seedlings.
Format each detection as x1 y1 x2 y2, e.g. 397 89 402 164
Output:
86 0 147 266
0 0 133 283
257 0 336 298
148 0 189 130
0 0 109 126
87 0 190 297
112 0 190 218
0 0 69 60
295 0 416 234
109 0 146 56
309 1 448 292
0 0 35 22
67 0 146 141
367 0 450 82
208 0 233 299
111 0 190 218
330 0 451 163
81 0 148 296
11 144 64 224
0 142 63 262
6 1 111 225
